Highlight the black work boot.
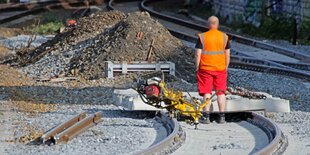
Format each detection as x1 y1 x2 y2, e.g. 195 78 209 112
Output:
199 112 210 124
218 113 226 124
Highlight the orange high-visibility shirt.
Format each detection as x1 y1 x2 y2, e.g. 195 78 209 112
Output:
198 29 228 71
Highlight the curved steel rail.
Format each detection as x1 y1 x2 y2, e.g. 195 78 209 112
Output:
107 0 310 81
250 113 287 155
139 111 287 155
206 112 287 155
0 0 91 24
140 0 310 62
136 112 184 155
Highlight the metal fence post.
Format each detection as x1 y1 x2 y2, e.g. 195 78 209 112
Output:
105 61 113 78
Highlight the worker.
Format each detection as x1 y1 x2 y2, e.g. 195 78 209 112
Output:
195 16 230 124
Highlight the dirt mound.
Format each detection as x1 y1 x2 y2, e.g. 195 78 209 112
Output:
20 11 195 81
71 11 194 79
17 11 126 66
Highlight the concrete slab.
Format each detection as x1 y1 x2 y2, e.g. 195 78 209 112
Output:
113 89 290 112
113 89 159 111
172 121 269 155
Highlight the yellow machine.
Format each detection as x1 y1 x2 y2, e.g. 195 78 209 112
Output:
135 77 216 129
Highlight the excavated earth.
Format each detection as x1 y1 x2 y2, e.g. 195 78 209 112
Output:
19 11 194 81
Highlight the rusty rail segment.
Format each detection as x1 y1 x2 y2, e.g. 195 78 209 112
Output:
40 112 102 144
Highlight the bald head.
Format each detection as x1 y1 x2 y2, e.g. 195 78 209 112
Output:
208 16 219 29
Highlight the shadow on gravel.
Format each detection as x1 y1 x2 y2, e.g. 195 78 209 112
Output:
0 85 114 105
85 108 158 119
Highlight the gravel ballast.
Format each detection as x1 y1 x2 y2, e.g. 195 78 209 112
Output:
1 102 168 155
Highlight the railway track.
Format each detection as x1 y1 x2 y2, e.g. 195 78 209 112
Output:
108 0 310 81
40 111 184 154
173 112 287 155
140 0 310 62
107 1 288 154
0 1 291 154
0 0 309 80
0 0 94 25
38 110 287 154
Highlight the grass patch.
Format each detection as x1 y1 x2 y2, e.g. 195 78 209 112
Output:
34 22 63 34
230 15 294 40
187 2 310 45
32 12 64 34
229 16 310 45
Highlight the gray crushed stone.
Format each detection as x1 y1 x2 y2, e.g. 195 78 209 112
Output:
262 40 310 56
1 103 168 155
0 35 50 49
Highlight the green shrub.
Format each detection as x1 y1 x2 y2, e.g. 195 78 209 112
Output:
299 20 310 44
229 15 294 41
34 22 64 34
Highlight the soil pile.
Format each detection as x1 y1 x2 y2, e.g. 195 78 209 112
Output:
20 11 195 81
71 11 194 80
18 11 125 65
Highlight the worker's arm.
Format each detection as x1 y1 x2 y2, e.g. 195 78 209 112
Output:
195 48 202 71
225 49 230 69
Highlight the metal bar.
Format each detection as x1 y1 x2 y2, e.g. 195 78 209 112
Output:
169 62 175 76
105 61 114 79
40 112 87 144
135 112 183 155
105 61 175 78
113 63 171 68
114 69 170 72
122 61 128 74
52 112 102 144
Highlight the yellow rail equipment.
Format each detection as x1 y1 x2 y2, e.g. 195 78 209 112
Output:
135 77 216 129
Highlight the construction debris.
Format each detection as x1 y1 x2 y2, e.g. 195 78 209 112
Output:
41 112 102 145
227 87 267 99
